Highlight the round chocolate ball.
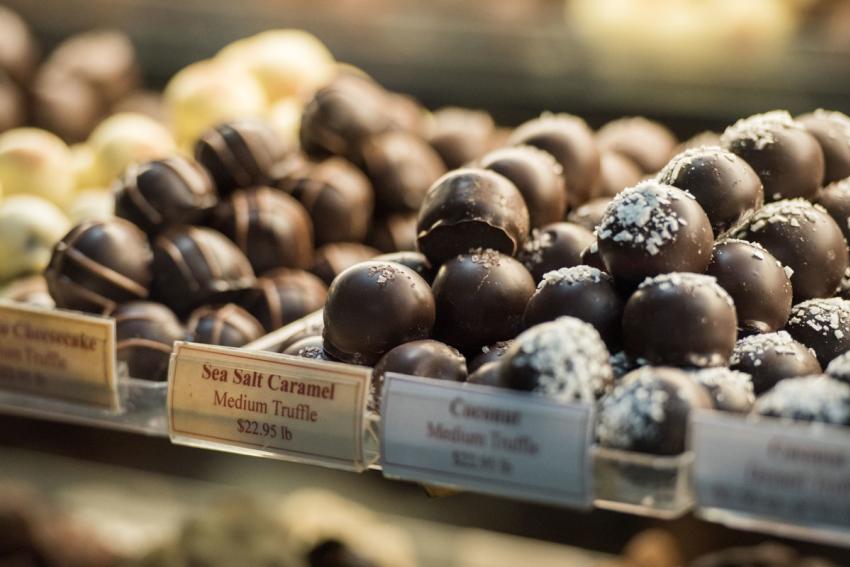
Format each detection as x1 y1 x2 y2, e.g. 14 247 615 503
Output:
367 213 417 253
417 168 530 266
597 366 713 455
524 266 624 349
113 301 184 381
706 239 793 335
519 222 595 282
187 304 265 347
798 109 850 185
567 198 611 232
596 117 677 174
731 199 848 301
432 249 535 352
753 374 850 426
656 146 764 235
242 269 327 332
281 335 336 361
596 181 714 289
275 317 325 354
31 66 104 143
815 178 850 248
467 361 509 388
310 242 379 286
785 298 850 366
322 261 435 365
688 367 755 413
721 110 824 202
115 156 217 235
374 251 435 284
501 317 613 402
623 273 737 368
45 219 153 314
194 119 286 195
479 145 567 228
467 341 513 373
596 151 644 199
730 331 822 395
580 240 607 272
427 107 495 170
509 113 600 207
152 226 256 316
209 187 314 273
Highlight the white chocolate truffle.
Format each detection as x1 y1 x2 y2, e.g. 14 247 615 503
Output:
0 128 74 206
87 112 175 186
267 97 302 150
0 195 71 281
67 188 114 223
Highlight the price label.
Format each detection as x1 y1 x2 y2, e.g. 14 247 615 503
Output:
0 301 117 409
692 410 850 530
168 341 370 471
380 373 594 508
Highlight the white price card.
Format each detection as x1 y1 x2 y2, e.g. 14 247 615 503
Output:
692 410 850 531
380 373 594 508
168 342 370 471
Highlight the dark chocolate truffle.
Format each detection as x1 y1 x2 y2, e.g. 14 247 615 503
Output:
623 273 737 368
479 145 567 228
596 151 643 199
187 304 265 347
152 226 256 315
580 240 607 272
524 266 624 349
359 130 445 213
468 341 513 373
310 242 379 286
509 113 600 207
282 335 336 361
432 249 534 352
195 120 286 195
825 351 850 385
730 331 822 395
501 317 613 402
596 181 714 289
427 107 495 169
706 239 793 335
688 367 755 413
753 374 850 426
656 146 764 235
209 186 314 273
785 298 850 366
519 222 595 282
416 168 530 265
721 110 824 202
467 361 509 388
567 198 611 232
373 251 435 284
114 156 217 235
367 213 417 253
597 366 713 455
798 109 850 185
322 261 435 365
45 219 153 314
731 199 848 301
596 117 677 174
815 177 850 247
113 301 184 381
31 65 104 143
242 269 327 332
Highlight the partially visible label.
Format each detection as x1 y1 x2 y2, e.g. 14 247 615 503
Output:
692 410 850 529
168 342 370 471
0 301 117 409
380 373 594 508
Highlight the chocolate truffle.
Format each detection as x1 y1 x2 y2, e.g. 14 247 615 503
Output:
113 301 184 381
825 351 850 385
688 367 755 413
730 331 822 395
596 117 677 174
242 269 327 332
276 317 325 354
610 351 638 380
152 226 256 316
623 273 737 368
731 199 848 301
88 112 176 186
311 242 379 285
479 145 567 228
753 374 850 426
706 239 792 335
45 219 153 314
385 91 427 136
367 213 417 253
188 304 265 347
798 109 850 185
373 251 435 284
359 130 445 213
656 146 764 235
519 222 595 282
276 157 374 245
468 341 513 372
596 181 714 289
0 6 38 86
785 298 850 366
371 340 467 411
467 361 509 388
509 113 600 206
114 156 217 235
597 366 713 455
596 151 643 198
209 187 314 273
721 110 824 201
195 120 286 195
322 261 435 365
282 335 336 361
815 177 850 247
0 195 70 282
501 317 613 402
580 240 607 272
0 71 24 133
417 168 530 265
432 249 535 352
567 198 611 232
524 266 624 349
427 107 495 169
677 131 721 152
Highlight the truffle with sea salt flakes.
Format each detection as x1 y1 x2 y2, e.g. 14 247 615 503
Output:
596 116 677 174
281 335 336 361
467 341 513 372
798 109 850 185
567 198 611 232
688 367 755 413
730 331 822 395
815 177 850 247
518 222 594 282
785 298 850 366
753 374 850 426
